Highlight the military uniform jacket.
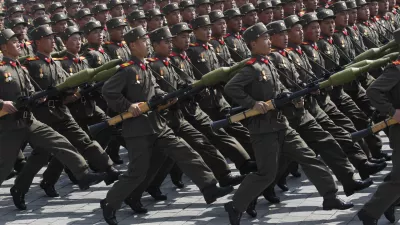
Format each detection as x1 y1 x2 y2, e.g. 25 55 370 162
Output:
224 55 289 134
0 57 35 130
24 52 74 125
102 56 167 138
375 14 396 40
346 25 368 55
367 60 400 116
19 40 34 57
60 52 97 118
103 40 131 61
269 47 306 120
391 6 400 28
54 36 66 52
187 40 230 111
223 32 251 62
148 56 187 128
370 16 393 44
356 20 382 48
84 44 112 68
301 40 331 106
210 37 235 67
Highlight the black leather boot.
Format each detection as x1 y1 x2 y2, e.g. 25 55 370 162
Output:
78 172 106 190
104 167 122 185
124 197 148 214
147 187 167 201
10 186 26 210
224 201 242 225
246 198 257 218
219 173 245 187
323 196 353 210
40 180 59 197
202 185 234 204
100 199 118 225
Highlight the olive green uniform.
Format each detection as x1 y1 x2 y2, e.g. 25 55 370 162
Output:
210 37 235 67
102 56 218 209
13 52 113 193
0 57 89 186
103 41 131 62
362 60 400 218
223 31 251 62
225 54 338 212
19 40 34 57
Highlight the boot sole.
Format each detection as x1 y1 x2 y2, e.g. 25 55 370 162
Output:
205 186 234 204
344 179 373 197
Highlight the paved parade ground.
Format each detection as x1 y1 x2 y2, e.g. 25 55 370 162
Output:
0 133 397 225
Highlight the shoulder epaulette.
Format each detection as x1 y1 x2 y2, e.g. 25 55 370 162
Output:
26 56 39 61
87 48 95 51
0 61 6 66
270 48 277 52
189 43 199 47
122 41 126 44
285 47 294 52
120 61 134 68
169 52 178 57
52 58 64 61
246 58 257 65
63 56 69 60
301 41 310 45
146 57 158 62
79 56 85 60
224 33 231 38
392 60 400 65
104 41 112 45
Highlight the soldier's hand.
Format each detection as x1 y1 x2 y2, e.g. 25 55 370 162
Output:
252 101 269 114
169 98 178 104
128 103 142 117
393 109 400 124
2 101 17 113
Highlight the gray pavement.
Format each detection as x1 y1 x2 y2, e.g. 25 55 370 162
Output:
0 133 397 225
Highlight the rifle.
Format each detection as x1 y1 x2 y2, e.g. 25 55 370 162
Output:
88 58 250 137
210 56 394 130
351 118 398 142
63 81 105 105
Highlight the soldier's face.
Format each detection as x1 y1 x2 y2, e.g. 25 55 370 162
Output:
358 5 370 20
37 35 55 54
283 2 296 16
273 5 284 20
95 11 109 24
159 0 170 9
148 16 164 31
303 0 317 10
194 25 211 41
10 13 23 20
227 16 242 32
389 0 395 7
87 28 104 45
212 19 227 37
166 10 182 25
304 21 320 41
143 0 156 11
12 24 27 40
288 24 303 45
258 9 274 25
235 0 248 7
320 18 335 36
78 16 93 28
66 33 82 54
271 31 288 49
243 11 258 26
133 19 147 30
132 37 148 58
154 38 172 56
110 26 125 41
335 11 348 27
33 10 46 19
4 37 21 57
196 4 211 16
369 2 378 16
24 2 34 12
182 7 196 22
172 31 191 50
252 33 271 55
295 0 303 12
378 0 389 12
53 8 66 14
211 2 224 11
111 5 124 17
53 20 68 33
348 9 357 24
224 0 236 10
67 4 80 17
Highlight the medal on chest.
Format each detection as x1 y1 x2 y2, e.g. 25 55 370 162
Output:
160 69 164 79
200 53 205 62
39 67 43 78
261 70 268 81
233 41 237 51
136 74 140 84
341 39 345 48
69 67 73 76
4 72 12 82
180 62 184 69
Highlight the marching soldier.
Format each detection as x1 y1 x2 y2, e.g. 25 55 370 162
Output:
75 8 94 29
163 3 182 26
7 18 34 57
358 54 400 225
47 2 66 16
303 0 318 13
127 10 147 30
0 28 105 208
50 13 68 52
82 0 99 11
7 6 24 21
239 3 258 32
107 0 125 18
376 0 396 40
30 4 46 20
282 0 297 17
296 0 305 16
211 0 225 11
12 25 120 199
92 4 111 42
269 18 372 199
141 0 157 11
146 8 164 33
257 1 275 25
100 26 234 225
22 0 35 26
65 0 80 27
125 26 246 213
209 10 235 67
156 0 170 10
356 0 383 48
103 17 131 62
124 0 139 16
223 8 251 62
223 22 353 225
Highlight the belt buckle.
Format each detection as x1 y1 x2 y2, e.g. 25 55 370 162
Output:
23 111 28 119
48 100 55 108
277 111 283 120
